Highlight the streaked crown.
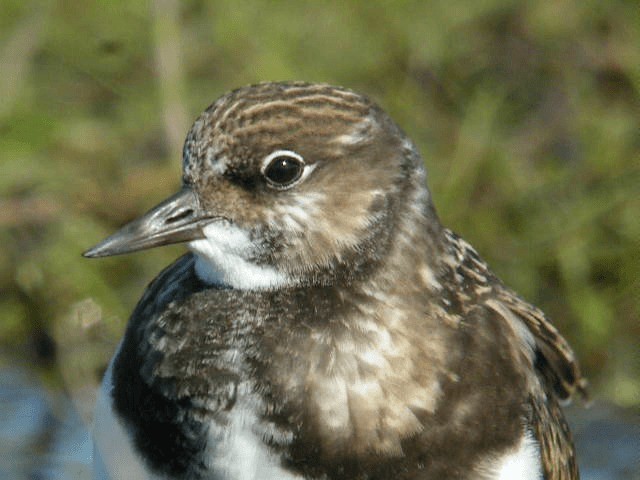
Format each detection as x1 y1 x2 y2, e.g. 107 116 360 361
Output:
183 82 379 184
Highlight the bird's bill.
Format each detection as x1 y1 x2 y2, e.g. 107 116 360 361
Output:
83 188 211 258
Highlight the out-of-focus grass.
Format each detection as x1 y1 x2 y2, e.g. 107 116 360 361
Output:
1 0 638 406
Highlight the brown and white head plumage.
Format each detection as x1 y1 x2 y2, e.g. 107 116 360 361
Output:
180 82 436 289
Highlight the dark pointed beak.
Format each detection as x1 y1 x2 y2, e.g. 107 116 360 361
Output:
83 188 211 258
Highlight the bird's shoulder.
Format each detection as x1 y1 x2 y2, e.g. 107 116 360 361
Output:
129 253 204 324
442 229 588 403
442 230 586 479
110 254 243 478
123 253 245 401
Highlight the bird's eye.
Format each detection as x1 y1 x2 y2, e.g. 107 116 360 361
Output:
262 150 305 188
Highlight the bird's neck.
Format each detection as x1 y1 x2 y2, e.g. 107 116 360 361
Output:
249 190 453 459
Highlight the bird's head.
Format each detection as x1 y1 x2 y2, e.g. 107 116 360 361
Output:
84 82 434 289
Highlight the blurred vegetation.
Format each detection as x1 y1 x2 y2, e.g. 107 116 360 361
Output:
0 0 638 407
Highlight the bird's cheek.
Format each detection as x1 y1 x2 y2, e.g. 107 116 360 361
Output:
198 221 258 256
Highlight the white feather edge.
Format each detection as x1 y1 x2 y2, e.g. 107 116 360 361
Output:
476 428 543 480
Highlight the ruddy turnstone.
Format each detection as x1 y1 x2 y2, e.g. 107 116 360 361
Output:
85 82 587 480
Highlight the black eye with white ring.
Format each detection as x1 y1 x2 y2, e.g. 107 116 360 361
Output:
262 150 305 188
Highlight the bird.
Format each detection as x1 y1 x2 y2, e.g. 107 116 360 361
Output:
84 81 587 480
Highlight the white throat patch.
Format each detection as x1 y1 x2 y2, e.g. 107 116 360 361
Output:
189 221 291 290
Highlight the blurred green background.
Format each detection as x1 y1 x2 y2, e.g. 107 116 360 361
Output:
1 0 638 409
